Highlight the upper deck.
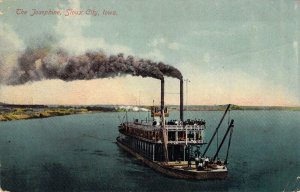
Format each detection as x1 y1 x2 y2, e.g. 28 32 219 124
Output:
119 120 206 145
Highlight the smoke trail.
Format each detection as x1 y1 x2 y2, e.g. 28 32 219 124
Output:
4 47 182 85
158 62 183 79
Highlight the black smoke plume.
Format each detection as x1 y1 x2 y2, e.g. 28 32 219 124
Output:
5 47 182 85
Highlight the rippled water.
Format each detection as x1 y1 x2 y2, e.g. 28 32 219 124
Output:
0 110 299 191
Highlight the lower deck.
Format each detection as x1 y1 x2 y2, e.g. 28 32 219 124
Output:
118 132 190 162
116 136 228 180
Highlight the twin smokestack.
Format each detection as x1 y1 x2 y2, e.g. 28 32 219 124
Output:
161 79 184 122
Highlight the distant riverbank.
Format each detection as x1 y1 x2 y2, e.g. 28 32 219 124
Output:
1 103 299 121
181 105 300 111
0 105 119 121
0 108 89 121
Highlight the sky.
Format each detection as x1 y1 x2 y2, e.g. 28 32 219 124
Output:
0 0 299 106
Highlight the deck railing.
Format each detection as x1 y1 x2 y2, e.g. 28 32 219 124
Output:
119 122 206 144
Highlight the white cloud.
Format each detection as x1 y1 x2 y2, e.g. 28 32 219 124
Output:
0 23 24 82
149 37 181 51
192 30 228 37
203 52 211 64
149 37 166 47
142 37 181 62
293 40 298 63
55 0 132 55
141 48 164 61
294 1 298 10
167 42 180 50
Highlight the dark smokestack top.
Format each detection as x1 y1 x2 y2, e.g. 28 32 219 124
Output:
180 79 183 122
161 79 164 116
4 48 183 85
158 62 183 80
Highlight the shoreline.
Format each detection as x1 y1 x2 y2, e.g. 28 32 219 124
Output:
0 106 119 121
1 104 299 122
0 108 91 121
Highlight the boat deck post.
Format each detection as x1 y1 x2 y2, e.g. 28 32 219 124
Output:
184 145 186 161
152 144 155 161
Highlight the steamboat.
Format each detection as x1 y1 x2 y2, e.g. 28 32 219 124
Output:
116 79 234 180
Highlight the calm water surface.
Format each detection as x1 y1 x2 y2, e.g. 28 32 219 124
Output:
0 110 299 191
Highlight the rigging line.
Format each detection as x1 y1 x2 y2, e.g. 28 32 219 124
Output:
213 119 234 161
0 162 2 188
228 107 231 125
202 104 231 157
223 105 231 160
224 125 234 165
217 125 219 158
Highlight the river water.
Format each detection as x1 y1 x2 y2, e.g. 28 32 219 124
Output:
0 110 299 191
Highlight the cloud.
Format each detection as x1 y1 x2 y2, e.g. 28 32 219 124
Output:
192 30 231 37
293 40 298 63
149 37 182 51
141 48 164 61
141 37 182 61
167 42 180 50
0 23 24 82
149 37 166 47
54 0 132 55
203 52 211 64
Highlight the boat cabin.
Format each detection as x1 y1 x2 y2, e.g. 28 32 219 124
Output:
118 106 206 162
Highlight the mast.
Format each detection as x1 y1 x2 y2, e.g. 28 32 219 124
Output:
224 125 234 164
213 119 234 161
202 104 231 157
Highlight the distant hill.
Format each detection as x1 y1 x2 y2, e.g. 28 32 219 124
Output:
0 102 48 108
231 105 300 111
171 104 300 111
